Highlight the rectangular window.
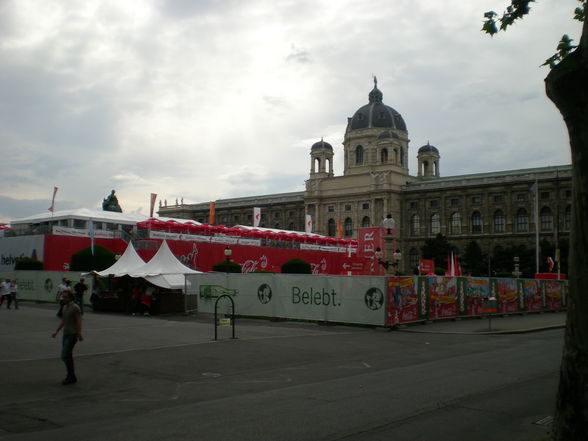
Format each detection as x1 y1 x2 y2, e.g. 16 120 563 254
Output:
73 219 87 229
540 191 550 200
327 206 335 212
345 204 352 211
565 190 572 198
409 201 418 209
429 200 439 208
450 198 460 207
493 194 504 203
516 193 527 201
362 203 369 210
471 196 481 204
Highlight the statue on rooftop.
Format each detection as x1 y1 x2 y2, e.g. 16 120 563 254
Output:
102 190 122 213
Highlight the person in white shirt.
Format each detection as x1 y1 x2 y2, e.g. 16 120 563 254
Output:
0 279 12 309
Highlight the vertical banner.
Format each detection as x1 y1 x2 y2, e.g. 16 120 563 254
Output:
496 278 519 313
386 276 421 325
149 193 158 217
357 227 384 275
519 279 542 312
253 207 261 227
428 276 458 319
336 219 343 238
48 186 58 212
89 220 95 256
305 214 312 233
462 277 490 316
209 202 216 225
418 259 435 275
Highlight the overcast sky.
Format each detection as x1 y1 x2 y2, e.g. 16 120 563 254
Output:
0 0 581 223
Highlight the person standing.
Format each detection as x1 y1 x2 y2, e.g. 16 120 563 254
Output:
10 279 18 309
131 284 143 316
0 278 12 309
52 290 83 385
73 278 88 314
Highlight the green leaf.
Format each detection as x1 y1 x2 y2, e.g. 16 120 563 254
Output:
482 19 498 35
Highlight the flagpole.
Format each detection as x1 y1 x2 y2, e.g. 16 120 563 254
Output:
534 178 539 275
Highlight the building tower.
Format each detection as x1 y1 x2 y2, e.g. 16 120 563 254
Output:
417 142 440 178
309 138 334 179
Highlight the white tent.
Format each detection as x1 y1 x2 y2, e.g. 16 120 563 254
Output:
95 241 146 277
129 240 201 290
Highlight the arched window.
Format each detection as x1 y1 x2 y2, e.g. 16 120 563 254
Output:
327 218 336 237
362 216 371 228
380 148 388 164
540 206 553 231
564 205 571 230
516 208 528 232
430 213 440 234
471 211 482 233
450 212 461 234
409 248 419 271
313 157 320 173
355 146 364 165
344 217 353 237
410 214 420 236
493 209 505 233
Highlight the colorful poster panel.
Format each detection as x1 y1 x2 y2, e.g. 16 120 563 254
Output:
544 280 563 310
463 278 490 316
428 276 458 319
496 278 520 313
386 277 420 325
519 279 542 312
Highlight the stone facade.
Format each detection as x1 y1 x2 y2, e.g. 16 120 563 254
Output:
158 80 571 272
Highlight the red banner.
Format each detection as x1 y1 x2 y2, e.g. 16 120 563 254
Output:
497 279 519 313
419 259 435 275
357 228 384 275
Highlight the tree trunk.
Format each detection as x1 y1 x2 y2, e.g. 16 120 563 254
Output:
546 16 588 441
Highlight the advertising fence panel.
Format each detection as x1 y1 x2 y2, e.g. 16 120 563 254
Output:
462 277 491 317
427 276 459 320
189 273 387 325
386 277 422 325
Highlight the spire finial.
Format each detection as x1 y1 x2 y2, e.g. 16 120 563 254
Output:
373 75 378 88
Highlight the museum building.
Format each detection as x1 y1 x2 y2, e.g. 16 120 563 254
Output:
158 81 572 272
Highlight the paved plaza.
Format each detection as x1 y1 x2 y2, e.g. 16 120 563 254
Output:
0 302 566 440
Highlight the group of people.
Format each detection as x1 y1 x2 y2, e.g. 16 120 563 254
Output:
131 283 156 316
0 278 18 309
57 277 88 314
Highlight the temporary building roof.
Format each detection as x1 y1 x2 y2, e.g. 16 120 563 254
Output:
129 240 201 277
10 208 147 225
95 241 146 277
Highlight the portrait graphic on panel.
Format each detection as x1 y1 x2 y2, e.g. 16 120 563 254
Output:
364 287 384 310
428 276 458 319
386 277 419 325
496 278 519 313
257 283 273 304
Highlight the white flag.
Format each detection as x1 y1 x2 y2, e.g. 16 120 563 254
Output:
253 207 261 227
305 214 312 233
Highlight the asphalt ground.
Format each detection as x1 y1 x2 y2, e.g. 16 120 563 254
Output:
0 302 566 441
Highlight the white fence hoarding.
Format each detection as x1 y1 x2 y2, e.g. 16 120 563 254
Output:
187 273 388 326
0 270 85 303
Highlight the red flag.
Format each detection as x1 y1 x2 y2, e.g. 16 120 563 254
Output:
149 193 157 217
209 202 216 224
547 256 555 272
48 186 58 212
336 219 343 238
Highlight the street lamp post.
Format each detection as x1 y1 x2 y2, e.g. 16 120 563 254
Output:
377 214 398 276
224 246 232 263
512 256 522 278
